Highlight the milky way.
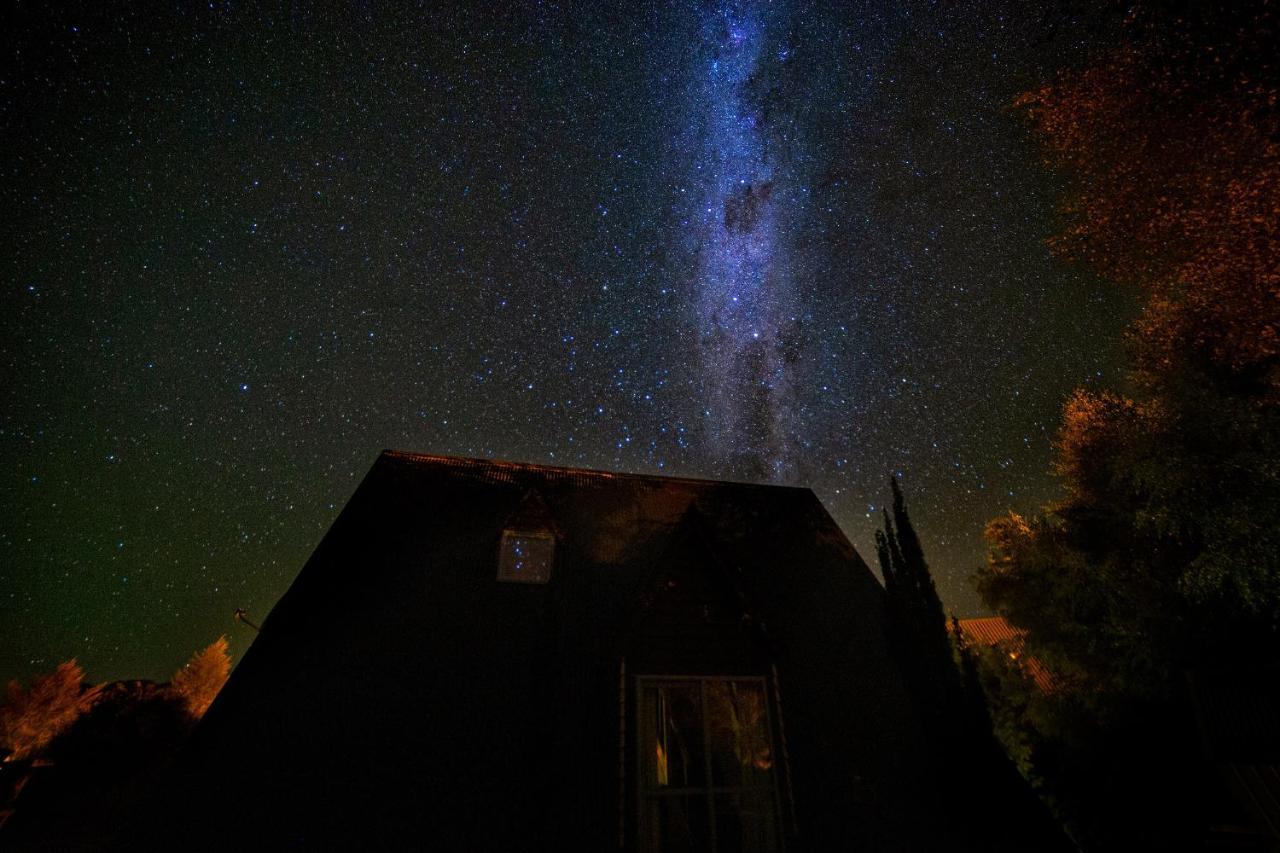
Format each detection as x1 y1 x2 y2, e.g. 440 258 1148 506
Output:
687 4 802 480
1 1 1134 684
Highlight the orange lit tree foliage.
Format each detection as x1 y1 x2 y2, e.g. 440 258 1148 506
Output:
170 636 231 719
973 3 1279 847
1013 5 1279 385
0 638 231 765
984 0 1280 688
1 660 101 761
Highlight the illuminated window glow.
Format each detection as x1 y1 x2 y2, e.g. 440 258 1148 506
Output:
637 676 782 852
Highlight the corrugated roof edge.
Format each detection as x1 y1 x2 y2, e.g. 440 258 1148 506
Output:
380 449 817 494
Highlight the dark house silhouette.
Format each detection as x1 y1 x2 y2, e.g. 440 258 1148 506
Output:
139 451 1065 851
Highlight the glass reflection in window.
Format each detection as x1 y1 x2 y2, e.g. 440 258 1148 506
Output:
637 677 781 853
497 529 554 583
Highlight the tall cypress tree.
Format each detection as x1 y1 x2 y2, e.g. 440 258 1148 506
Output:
881 510 906 589
890 480 940 614
878 479 1066 849
890 477 954 688
877 478 964 712
874 528 897 594
951 614 994 734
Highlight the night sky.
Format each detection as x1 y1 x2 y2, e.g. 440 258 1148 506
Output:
3 1 1134 685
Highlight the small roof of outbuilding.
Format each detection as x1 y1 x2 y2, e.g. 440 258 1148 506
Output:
954 616 1058 692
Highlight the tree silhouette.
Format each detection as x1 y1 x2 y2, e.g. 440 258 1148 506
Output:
876 478 959 711
876 479 1066 850
973 3 1280 845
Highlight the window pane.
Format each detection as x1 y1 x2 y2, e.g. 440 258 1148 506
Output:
497 530 554 583
640 795 710 853
640 683 706 790
713 791 780 853
637 678 782 853
706 681 773 789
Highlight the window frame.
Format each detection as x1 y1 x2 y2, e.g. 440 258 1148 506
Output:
633 674 786 853
495 527 556 584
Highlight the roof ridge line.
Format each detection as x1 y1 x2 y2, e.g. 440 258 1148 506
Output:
380 449 813 492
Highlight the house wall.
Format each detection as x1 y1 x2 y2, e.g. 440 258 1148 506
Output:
132 456 960 851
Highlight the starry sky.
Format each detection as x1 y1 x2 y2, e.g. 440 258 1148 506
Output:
2 0 1134 685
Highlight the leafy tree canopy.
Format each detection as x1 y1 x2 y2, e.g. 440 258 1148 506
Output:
984 0 1280 697
974 2 1279 845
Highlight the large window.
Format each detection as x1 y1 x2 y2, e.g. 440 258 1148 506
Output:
636 676 782 853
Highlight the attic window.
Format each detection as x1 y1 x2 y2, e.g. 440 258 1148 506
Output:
497 529 554 584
